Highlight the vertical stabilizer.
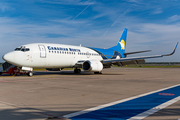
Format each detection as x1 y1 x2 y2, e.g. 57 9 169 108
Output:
117 28 127 53
108 28 128 58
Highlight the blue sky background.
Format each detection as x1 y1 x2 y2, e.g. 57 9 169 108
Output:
0 0 180 62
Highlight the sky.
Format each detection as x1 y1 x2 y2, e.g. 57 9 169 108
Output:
0 0 180 62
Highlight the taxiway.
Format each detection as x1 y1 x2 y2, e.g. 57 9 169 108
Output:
0 68 180 120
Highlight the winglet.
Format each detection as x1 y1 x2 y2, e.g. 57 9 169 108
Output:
163 42 179 56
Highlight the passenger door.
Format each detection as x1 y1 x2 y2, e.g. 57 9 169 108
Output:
39 45 46 58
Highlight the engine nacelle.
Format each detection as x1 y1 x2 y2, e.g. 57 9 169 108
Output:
82 60 103 72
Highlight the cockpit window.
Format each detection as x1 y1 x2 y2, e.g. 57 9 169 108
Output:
14 46 30 52
21 48 30 52
15 48 21 51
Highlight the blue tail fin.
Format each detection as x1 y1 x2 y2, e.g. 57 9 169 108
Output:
117 28 127 53
108 28 127 58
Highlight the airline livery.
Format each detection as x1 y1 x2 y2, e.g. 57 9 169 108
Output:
1 28 178 76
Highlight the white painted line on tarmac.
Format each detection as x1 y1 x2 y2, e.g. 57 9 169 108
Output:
128 96 180 120
64 84 180 118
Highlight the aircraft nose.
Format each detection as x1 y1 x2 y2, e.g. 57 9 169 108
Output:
3 52 15 63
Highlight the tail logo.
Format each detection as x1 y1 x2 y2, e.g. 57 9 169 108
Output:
119 39 125 50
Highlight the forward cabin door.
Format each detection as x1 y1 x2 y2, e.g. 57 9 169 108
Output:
39 45 46 58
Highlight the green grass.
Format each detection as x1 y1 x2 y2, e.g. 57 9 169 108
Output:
33 68 46 71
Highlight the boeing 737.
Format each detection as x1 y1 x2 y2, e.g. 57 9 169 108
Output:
1 28 179 76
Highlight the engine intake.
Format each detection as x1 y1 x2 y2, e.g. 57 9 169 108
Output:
82 60 103 72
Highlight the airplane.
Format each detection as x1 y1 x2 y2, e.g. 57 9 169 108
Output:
1 28 178 77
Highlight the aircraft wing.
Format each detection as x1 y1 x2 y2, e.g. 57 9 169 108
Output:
124 50 151 56
102 42 179 65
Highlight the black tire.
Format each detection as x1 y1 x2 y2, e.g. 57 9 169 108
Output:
77 69 81 73
74 69 81 74
94 72 102 74
74 69 77 73
27 71 33 77
0 72 2 75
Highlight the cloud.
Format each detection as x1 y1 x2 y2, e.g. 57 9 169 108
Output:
0 15 180 62
72 1 93 21
151 8 163 14
0 0 180 62
50 18 89 25
39 0 96 5
0 3 13 12
168 15 180 22
126 0 142 4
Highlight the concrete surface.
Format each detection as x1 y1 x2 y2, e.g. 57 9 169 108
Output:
0 68 180 120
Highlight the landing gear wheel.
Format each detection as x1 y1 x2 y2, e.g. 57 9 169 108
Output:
94 72 102 74
74 69 81 74
27 71 33 77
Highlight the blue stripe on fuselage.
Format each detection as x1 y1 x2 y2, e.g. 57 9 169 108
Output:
88 47 123 59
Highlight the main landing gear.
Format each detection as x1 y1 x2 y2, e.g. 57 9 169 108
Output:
27 71 33 77
74 68 81 74
94 72 102 74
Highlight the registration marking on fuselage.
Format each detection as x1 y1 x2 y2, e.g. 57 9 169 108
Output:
64 84 180 120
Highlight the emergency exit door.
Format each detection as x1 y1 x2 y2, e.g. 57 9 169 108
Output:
39 45 46 58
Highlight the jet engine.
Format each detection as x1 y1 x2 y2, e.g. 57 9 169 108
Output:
82 60 103 72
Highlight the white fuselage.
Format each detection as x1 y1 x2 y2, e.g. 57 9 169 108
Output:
3 43 103 69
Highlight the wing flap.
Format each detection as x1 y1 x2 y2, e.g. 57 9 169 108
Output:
124 50 151 56
113 59 145 66
102 55 162 64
